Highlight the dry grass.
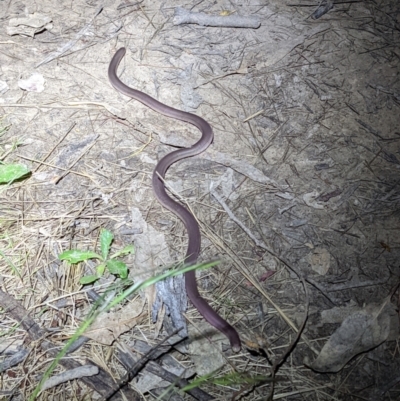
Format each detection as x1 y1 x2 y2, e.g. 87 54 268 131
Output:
1 0 400 400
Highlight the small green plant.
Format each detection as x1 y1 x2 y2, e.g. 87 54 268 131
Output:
0 163 31 184
59 228 134 284
0 122 30 185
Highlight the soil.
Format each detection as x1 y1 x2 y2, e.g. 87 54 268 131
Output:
0 0 399 400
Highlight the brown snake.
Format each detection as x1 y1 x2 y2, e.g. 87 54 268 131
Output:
108 47 241 352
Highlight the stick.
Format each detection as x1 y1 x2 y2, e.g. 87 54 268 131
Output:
173 7 261 29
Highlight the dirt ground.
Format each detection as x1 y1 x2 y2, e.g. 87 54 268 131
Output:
1 0 399 400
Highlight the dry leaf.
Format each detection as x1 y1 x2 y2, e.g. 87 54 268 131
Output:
85 297 145 345
308 247 330 275
7 12 52 37
307 299 395 372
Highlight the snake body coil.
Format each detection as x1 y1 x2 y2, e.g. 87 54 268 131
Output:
108 48 241 352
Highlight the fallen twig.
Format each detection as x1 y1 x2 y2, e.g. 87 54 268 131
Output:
0 289 140 400
173 7 261 29
40 365 99 393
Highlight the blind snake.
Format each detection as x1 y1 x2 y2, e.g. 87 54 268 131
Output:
108 48 241 352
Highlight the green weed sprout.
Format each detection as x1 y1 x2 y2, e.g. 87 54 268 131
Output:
59 228 134 284
0 163 31 184
0 121 30 185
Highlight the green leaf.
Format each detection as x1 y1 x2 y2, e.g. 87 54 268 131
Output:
96 263 106 276
111 244 134 259
0 164 30 184
80 275 99 285
100 229 113 260
59 250 101 264
106 259 128 279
